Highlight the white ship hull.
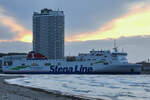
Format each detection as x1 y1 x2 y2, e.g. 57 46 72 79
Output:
2 60 141 74
2 49 142 74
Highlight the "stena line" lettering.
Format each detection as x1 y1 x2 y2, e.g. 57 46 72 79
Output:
50 65 93 73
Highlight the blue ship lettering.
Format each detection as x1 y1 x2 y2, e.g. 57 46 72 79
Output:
50 65 93 73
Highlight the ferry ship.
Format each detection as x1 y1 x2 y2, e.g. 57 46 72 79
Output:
2 47 141 74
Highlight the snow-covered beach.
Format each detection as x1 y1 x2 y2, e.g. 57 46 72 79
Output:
0 74 99 100
1 74 150 100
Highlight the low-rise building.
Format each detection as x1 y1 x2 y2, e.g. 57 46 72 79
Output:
137 61 150 74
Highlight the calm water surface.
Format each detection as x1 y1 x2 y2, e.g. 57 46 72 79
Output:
5 75 150 100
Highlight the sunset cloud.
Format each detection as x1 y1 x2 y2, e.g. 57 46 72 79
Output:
66 2 150 42
1 2 150 43
0 6 32 43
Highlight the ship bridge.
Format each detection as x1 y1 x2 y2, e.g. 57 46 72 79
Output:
75 49 112 62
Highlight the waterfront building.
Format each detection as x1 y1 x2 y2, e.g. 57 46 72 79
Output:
33 8 64 59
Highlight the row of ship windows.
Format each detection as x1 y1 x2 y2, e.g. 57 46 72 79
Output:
3 61 109 67
4 61 53 66
3 57 116 66
3 62 91 67
3 60 70 66
4 62 109 66
80 54 108 57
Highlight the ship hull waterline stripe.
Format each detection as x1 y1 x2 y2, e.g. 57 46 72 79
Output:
3 72 141 74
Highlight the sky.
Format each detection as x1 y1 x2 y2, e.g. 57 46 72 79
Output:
0 0 150 62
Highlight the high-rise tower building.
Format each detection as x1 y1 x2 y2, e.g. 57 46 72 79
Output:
33 8 64 59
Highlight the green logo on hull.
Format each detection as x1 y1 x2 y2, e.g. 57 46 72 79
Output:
12 65 30 70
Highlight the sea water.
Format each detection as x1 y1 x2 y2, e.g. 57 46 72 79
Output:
5 75 150 100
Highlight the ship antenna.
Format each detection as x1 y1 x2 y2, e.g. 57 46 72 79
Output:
122 48 124 53
114 40 116 48
113 39 118 52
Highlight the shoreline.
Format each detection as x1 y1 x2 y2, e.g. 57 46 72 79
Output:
0 75 102 100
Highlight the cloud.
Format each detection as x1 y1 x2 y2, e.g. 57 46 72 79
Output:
66 2 150 42
0 6 32 42
0 24 17 40
0 0 140 38
0 0 127 35
1 0 148 43
0 1 150 44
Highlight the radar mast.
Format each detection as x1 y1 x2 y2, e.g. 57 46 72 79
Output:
113 40 118 52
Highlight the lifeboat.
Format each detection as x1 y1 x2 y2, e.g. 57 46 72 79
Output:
27 51 48 60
